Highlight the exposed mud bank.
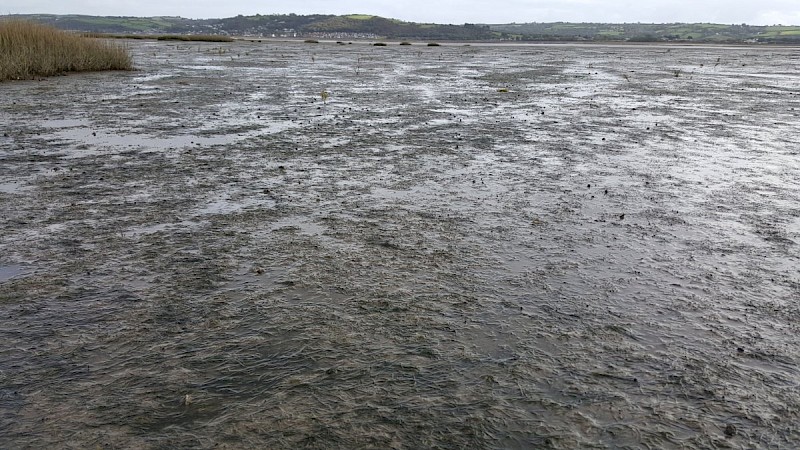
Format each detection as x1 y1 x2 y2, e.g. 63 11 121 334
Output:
1 40 799 448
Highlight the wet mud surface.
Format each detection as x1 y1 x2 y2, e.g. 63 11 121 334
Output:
1 40 799 448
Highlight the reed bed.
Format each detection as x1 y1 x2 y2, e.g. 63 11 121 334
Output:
0 20 132 81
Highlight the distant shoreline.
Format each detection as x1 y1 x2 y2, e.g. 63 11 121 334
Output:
236 37 800 49
5 13 799 46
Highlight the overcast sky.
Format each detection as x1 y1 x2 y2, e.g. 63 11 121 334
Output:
4 1 800 26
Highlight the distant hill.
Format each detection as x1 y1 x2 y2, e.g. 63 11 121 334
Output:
2 14 494 40
489 22 800 44
305 15 494 40
3 13 799 43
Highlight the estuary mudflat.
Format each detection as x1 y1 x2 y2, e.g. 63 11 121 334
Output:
1 39 798 448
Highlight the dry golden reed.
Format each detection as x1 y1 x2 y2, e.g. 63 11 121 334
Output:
0 20 133 81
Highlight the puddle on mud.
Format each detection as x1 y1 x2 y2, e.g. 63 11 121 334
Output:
126 220 206 237
0 182 31 194
193 197 276 216
1 40 799 449
37 118 301 158
0 265 25 282
269 217 326 236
